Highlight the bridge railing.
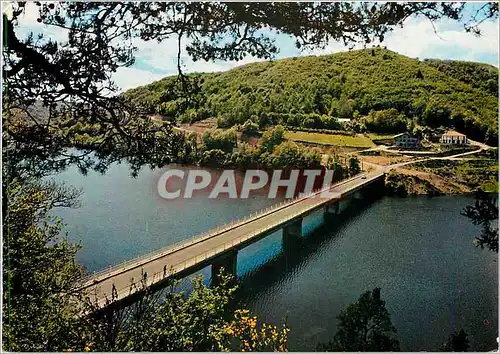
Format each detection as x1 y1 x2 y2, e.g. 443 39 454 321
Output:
81 172 369 288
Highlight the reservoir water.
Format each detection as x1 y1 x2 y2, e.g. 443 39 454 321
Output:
53 163 498 351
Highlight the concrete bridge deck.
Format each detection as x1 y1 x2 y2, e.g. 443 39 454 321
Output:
78 170 384 309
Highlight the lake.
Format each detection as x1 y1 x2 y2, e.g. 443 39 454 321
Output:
53 163 498 351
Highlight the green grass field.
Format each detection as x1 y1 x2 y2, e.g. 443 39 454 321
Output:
285 131 375 148
366 133 396 140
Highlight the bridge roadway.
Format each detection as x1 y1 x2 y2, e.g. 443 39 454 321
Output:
79 170 384 308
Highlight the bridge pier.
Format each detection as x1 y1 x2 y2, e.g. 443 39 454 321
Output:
351 189 364 200
323 202 340 221
363 177 386 199
282 218 302 256
283 218 302 239
211 250 238 286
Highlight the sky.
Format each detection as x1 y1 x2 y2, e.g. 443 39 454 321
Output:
9 2 500 92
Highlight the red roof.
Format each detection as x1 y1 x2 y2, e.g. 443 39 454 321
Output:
443 130 466 137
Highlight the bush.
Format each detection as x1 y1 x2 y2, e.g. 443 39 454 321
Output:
201 129 237 153
260 125 286 152
239 119 259 136
361 109 408 133
198 149 230 166
230 143 261 168
261 141 322 169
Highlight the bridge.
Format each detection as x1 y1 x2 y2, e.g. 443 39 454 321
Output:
79 170 386 309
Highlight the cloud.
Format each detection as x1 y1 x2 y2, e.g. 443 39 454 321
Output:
131 36 266 76
10 2 69 43
382 17 499 64
285 17 498 66
112 67 165 92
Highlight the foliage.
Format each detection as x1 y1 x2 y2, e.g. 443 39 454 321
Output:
229 143 262 169
3 2 499 350
4 3 498 176
89 273 288 352
174 131 199 164
179 107 214 124
201 129 238 153
384 171 442 197
2 179 85 351
223 309 289 352
194 125 323 170
239 119 260 136
318 288 400 352
2 178 290 351
198 149 231 167
462 191 499 253
325 156 349 181
348 156 362 176
361 108 408 134
425 59 498 96
262 141 322 169
260 125 286 153
412 157 498 192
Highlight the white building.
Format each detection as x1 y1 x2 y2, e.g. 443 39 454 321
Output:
393 132 420 149
440 130 468 145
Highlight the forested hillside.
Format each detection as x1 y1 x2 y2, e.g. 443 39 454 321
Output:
424 58 498 96
124 48 498 144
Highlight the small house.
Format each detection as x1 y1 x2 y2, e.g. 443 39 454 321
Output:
440 130 468 145
393 132 420 149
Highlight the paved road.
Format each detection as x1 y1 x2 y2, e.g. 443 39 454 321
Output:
362 138 492 156
358 142 493 171
80 171 384 308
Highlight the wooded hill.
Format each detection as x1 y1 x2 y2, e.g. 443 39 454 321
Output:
124 48 498 144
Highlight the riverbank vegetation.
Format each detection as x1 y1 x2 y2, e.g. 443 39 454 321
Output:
413 151 498 192
385 170 443 196
318 288 400 351
193 125 326 170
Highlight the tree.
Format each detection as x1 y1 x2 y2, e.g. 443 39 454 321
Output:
318 288 400 352
2 179 86 351
326 155 348 182
89 273 289 352
337 95 355 119
461 190 498 253
3 2 499 350
260 125 286 153
3 2 498 176
239 119 260 136
349 156 362 176
201 129 238 153
442 329 470 352
262 141 322 169
362 109 408 134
